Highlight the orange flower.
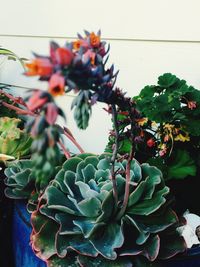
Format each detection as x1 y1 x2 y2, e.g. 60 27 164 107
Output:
55 47 73 66
89 32 100 48
25 58 53 76
48 73 65 97
73 39 88 51
136 117 148 126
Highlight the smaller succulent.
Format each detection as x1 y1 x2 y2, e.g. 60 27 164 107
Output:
4 160 34 200
0 117 32 159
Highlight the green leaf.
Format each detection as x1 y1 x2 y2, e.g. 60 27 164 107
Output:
63 157 83 172
167 150 196 180
77 197 101 217
47 255 78 267
128 187 169 215
31 219 58 260
158 73 178 88
78 255 133 267
90 223 124 260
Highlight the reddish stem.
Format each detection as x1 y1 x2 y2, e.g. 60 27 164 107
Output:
0 90 27 106
116 147 134 219
63 130 85 153
2 101 35 116
58 140 71 159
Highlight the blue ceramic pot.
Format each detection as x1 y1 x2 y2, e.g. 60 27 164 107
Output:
159 246 200 267
13 200 200 267
12 200 46 267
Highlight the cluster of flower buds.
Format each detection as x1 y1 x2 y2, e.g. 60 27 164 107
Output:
25 30 117 98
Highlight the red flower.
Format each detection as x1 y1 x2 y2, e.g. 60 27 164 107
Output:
26 90 48 111
55 47 73 66
25 58 53 76
48 73 65 97
147 138 156 148
187 101 197 110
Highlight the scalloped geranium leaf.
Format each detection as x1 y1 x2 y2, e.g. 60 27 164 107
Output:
167 150 196 180
78 255 133 267
158 73 178 88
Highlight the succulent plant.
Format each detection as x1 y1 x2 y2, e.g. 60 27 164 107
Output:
31 154 185 266
0 117 32 159
4 158 63 212
4 160 34 199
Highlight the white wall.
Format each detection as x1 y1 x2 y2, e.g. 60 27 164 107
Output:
1 0 200 153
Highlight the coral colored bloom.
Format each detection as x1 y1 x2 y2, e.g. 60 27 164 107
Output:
26 91 48 111
48 73 65 97
73 39 89 51
147 138 155 148
25 58 53 76
187 101 197 110
55 47 73 66
164 134 170 142
82 50 96 65
136 117 148 126
159 144 167 157
89 32 100 48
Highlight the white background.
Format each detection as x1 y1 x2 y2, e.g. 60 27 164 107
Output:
1 0 200 153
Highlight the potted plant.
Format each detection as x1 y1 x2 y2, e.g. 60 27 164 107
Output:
1 31 199 267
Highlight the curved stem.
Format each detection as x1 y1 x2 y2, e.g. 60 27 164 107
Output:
117 146 134 219
2 101 36 116
110 104 119 205
58 140 71 159
63 129 85 153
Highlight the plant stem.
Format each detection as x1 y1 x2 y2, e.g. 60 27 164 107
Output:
117 146 134 219
2 101 35 116
58 140 71 159
0 89 27 106
110 104 119 205
116 105 135 219
63 129 85 153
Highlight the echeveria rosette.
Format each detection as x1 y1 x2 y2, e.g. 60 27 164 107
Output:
31 154 185 266
4 158 63 212
0 117 32 160
4 160 34 199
